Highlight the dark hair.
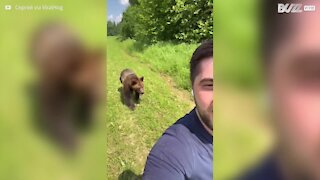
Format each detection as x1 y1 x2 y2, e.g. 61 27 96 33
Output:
262 0 298 63
190 40 213 84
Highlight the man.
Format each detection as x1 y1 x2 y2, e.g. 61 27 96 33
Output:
143 40 213 180
243 0 320 179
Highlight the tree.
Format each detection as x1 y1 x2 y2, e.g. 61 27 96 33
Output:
119 0 213 44
107 21 121 36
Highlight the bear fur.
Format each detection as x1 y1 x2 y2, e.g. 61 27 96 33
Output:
120 69 144 110
31 22 104 150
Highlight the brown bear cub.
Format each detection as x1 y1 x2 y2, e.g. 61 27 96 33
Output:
31 22 104 151
120 69 144 110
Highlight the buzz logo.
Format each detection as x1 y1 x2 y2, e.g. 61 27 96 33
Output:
278 3 303 13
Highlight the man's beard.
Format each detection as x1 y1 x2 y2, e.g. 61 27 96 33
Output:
196 103 213 131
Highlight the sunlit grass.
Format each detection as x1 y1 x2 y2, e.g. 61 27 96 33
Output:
106 37 194 179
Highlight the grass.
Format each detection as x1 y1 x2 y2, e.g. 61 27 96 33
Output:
106 36 194 179
120 39 198 90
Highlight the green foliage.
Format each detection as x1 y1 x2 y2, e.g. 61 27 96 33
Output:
170 0 213 43
120 38 198 90
107 21 121 36
120 0 213 44
120 6 139 39
129 0 139 6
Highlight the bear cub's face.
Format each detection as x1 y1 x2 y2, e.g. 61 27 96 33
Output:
131 77 144 95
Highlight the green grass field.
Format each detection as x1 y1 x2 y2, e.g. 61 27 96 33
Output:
124 41 198 90
106 36 195 179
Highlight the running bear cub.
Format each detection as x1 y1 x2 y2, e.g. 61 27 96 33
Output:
120 69 144 110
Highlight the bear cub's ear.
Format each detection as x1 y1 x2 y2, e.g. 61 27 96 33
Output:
140 76 144 81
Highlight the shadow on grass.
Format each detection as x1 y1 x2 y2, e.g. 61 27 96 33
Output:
118 87 141 109
118 170 142 180
118 87 126 105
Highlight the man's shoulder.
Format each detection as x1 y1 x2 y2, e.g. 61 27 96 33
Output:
148 110 198 162
240 155 283 180
152 118 194 154
143 114 196 178
167 119 194 138
156 111 197 149
143 109 210 179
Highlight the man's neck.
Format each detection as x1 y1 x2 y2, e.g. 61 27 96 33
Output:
195 108 213 135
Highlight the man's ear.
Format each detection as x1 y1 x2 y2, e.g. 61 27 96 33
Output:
140 76 144 81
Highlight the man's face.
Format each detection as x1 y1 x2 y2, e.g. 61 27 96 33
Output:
193 57 213 131
268 1 320 178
